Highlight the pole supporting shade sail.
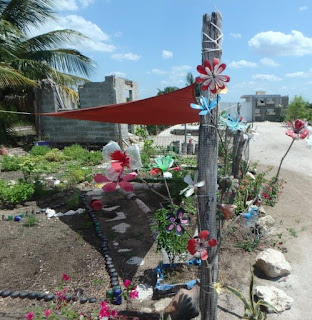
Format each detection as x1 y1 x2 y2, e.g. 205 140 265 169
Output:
40 84 199 125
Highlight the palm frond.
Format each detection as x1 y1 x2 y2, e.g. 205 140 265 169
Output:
24 48 95 77
23 29 89 51
59 85 79 103
0 63 36 87
50 70 89 87
1 0 56 32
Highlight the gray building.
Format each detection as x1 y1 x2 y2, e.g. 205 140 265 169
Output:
241 91 288 122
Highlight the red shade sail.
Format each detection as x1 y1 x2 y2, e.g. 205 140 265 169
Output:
40 84 199 125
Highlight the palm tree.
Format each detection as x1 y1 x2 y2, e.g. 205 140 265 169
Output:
157 86 179 95
0 0 95 88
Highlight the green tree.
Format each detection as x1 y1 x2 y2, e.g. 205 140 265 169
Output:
157 86 179 95
285 96 309 121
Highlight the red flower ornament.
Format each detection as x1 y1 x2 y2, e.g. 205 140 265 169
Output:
195 58 230 94
187 230 217 260
286 119 309 140
90 199 103 211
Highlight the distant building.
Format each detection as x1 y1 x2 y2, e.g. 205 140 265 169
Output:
241 91 289 122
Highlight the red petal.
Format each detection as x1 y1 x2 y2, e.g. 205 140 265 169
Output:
123 172 137 181
299 129 309 139
150 168 161 175
187 238 197 255
285 129 295 138
195 76 204 84
94 173 110 183
119 181 134 192
200 249 208 260
203 60 212 71
212 58 220 69
111 162 123 172
208 238 217 247
102 182 117 192
197 65 207 75
216 62 226 74
199 230 209 240
169 166 181 171
295 119 305 131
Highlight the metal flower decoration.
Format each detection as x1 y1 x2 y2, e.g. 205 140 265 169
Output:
285 119 309 140
165 208 190 236
190 95 221 116
195 58 230 94
187 230 217 260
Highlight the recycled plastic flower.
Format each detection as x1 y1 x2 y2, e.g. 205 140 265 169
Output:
286 119 309 140
219 114 248 132
190 95 221 116
165 207 190 236
187 230 217 260
94 172 137 192
179 171 205 197
102 141 142 180
150 155 181 179
218 204 237 220
195 58 230 94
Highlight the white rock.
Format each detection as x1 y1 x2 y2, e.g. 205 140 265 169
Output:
118 248 132 252
103 205 120 212
76 208 84 214
258 215 275 231
107 212 126 221
255 285 294 313
46 208 56 218
112 222 130 233
255 248 292 278
136 284 153 301
55 213 64 217
154 298 172 312
126 256 144 265
64 210 76 216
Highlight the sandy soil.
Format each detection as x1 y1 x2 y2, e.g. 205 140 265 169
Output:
218 121 312 320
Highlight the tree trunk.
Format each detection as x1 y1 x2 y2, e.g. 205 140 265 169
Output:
197 12 222 320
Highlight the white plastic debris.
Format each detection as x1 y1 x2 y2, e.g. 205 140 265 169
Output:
46 208 56 218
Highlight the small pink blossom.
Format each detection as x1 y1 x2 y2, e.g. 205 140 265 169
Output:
25 312 34 320
44 309 52 317
111 309 119 317
62 274 70 282
123 279 132 288
130 289 139 299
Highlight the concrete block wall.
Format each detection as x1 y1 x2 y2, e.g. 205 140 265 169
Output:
37 76 138 145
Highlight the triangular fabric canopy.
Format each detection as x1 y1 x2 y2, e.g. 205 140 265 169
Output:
40 84 199 125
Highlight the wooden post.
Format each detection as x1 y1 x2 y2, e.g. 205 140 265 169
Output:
197 12 222 320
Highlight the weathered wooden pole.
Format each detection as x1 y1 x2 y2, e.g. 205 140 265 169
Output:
197 12 222 320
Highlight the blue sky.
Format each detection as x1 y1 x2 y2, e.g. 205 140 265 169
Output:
31 0 312 102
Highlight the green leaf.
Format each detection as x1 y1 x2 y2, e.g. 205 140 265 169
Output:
223 285 251 311
256 299 278 313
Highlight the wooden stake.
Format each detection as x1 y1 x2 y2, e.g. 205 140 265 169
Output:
197 12 222 320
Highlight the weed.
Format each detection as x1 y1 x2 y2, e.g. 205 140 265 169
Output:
67 190 81 210
92 278 105 286
287 228 298 238
236 237 260 252
23 215 40 227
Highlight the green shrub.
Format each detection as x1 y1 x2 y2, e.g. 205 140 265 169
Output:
62 164 92 186
285 96 311 121
0 154 21 171
67 190 81 209
81 150 103 166
0 179 34 206
23 215 40 227
29 145 51 156
63 144 86 159
45 148 67 162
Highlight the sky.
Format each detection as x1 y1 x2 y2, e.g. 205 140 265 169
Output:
30 0 312 103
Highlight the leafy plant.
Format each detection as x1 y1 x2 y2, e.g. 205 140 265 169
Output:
45 148 67 162
67 190 81 210
0 154 21 171
221 271 277 319
236 238 260 252
29 145 51 156
0 179 34 206
19 157 36 182
23 215 40 227
152 207 188 265
63 144 86 159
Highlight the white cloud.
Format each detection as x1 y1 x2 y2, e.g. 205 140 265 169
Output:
111 52 141 61
55 0 95 11
109 71 127 78
229 33 242 39
299 6 308 11
260 57 280 67
249 30 312 56
160 65 192 87
162 50 173 59
285 71 306 78
252 74 282 81
228 60 257 68
151 68 168 75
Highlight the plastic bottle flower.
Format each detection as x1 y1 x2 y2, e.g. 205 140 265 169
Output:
218 204 237 220
94 172 137 192
285 119 309 140
219 114 248 132
165 207 190 236
102 141 142 180
187 230 217 260
180 171 205 197
195 58 230 94
150 155 180 179
190 95 221 115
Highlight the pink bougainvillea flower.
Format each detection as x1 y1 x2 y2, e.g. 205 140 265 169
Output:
187 230 217 260
101 172 137 192
25 312 34 320
130 289 139 299
286 119 309 140
44 309 52 317
111 309 119 317
62 274 70 282
90 199 103 211
165 208 190 236
123 279 132 288
195 58 230 94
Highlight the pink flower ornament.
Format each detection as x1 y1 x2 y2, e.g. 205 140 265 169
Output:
286 119 309 140
195 58 230 94
187 230 217 260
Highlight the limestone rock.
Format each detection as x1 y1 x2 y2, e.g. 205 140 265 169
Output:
164 285 200 320
255 285 294 313
255 248 292 278
258 215 275 232
154 298 172 312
